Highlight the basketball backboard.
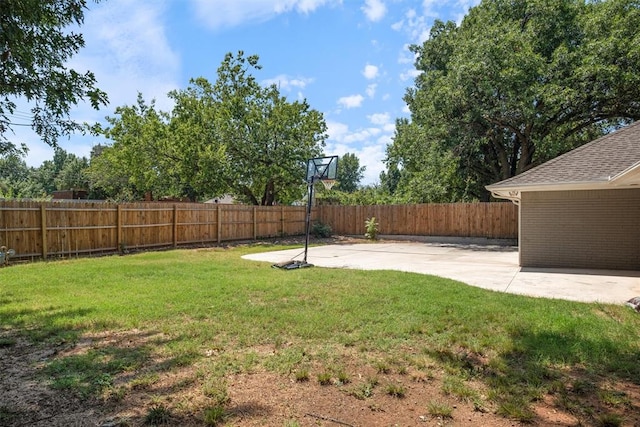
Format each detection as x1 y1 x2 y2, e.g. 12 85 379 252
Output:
306 155 338 184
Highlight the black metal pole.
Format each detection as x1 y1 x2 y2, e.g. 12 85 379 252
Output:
303 180 314 263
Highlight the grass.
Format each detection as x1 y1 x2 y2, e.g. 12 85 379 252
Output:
426 400 453 418
1 245 640 424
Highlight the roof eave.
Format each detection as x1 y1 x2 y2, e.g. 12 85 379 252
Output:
486 179 640 203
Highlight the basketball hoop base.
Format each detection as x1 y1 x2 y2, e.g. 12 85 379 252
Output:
272 260 314 270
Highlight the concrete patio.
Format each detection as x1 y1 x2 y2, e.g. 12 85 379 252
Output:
242 241 640 305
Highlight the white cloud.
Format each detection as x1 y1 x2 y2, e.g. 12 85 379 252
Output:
343 128 382 144
366 83 377 98
400 68 422 81
362 64 379 80
325 118 395 184
368 112 390 126
191 0 340 29
326 120 351 143
73 0 180 110
361 0 387 22
262 74 314 91
23 0 181 167
337 94 365 109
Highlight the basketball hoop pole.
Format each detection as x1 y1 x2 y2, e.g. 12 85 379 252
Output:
302 176 316 264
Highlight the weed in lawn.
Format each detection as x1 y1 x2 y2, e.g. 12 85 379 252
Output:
496 399 536 423
596 413 624 427
284 420 301 427
374 360 391 374
426 400 453 419
572 378 596 395
294 369 310 382
317 371 332 385
202 378 230 406
599 389 630 407
265 346 308 375
410 369 433 383
130 372 160 390
144 403 171 425
203 404 226 426
442 375 480 403
385 382 406 398
348 376 379 400
335 370 350 385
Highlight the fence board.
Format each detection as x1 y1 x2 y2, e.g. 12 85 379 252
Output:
319 203 517 239
0 200 517 261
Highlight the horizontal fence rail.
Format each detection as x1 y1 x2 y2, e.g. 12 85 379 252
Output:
0 201 309 261
319 203 518 239
0 200 517 261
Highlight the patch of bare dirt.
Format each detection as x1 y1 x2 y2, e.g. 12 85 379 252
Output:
2 330 639 427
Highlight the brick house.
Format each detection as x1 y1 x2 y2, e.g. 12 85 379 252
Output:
486 121 640 270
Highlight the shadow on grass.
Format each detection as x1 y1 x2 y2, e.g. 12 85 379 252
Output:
0 304 204 426
428 328 640 424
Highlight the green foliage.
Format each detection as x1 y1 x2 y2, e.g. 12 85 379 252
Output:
1 147 98 199
317 184 394 205
348 378 378 400
203 405 226 426
389 0 640 201
317 371 332 385
144 403 171 425
91 51 326 203
385 382 406 398
294 369 309 382
311 221 332 238
0 0 108 154
364 217 379 240
202 378 230 406
336 152 365 193
426 400 453 419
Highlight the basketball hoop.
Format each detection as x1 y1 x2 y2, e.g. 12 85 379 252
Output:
273 155 339 270
321 179 337 190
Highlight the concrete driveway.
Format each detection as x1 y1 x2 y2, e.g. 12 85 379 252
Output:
242 242 640 305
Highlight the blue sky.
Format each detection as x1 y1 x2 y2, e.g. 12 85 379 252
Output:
18 0 480 184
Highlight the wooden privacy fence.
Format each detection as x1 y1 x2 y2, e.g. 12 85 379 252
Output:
319 203 518 239
0 200 309 260
0 200 517 261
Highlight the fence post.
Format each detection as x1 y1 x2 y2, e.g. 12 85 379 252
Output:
40 204 47 259
173 205 178 248
253 206 257 240
117 204 122 253
281 206 285 237
217 204 222 244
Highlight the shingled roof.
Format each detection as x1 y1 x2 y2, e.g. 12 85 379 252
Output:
487 121 640 201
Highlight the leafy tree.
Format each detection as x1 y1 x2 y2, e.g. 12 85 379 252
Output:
388 0 640 201
87 95 174 201
93 52 327 204
0 153 39 197
202 51 327 205
30 147 89 194
336 152 365 193
0 0 108 154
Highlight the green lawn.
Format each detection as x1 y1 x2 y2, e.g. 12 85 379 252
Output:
1 245 639 424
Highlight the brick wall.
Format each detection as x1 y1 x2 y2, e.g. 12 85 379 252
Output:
520 188 640 270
